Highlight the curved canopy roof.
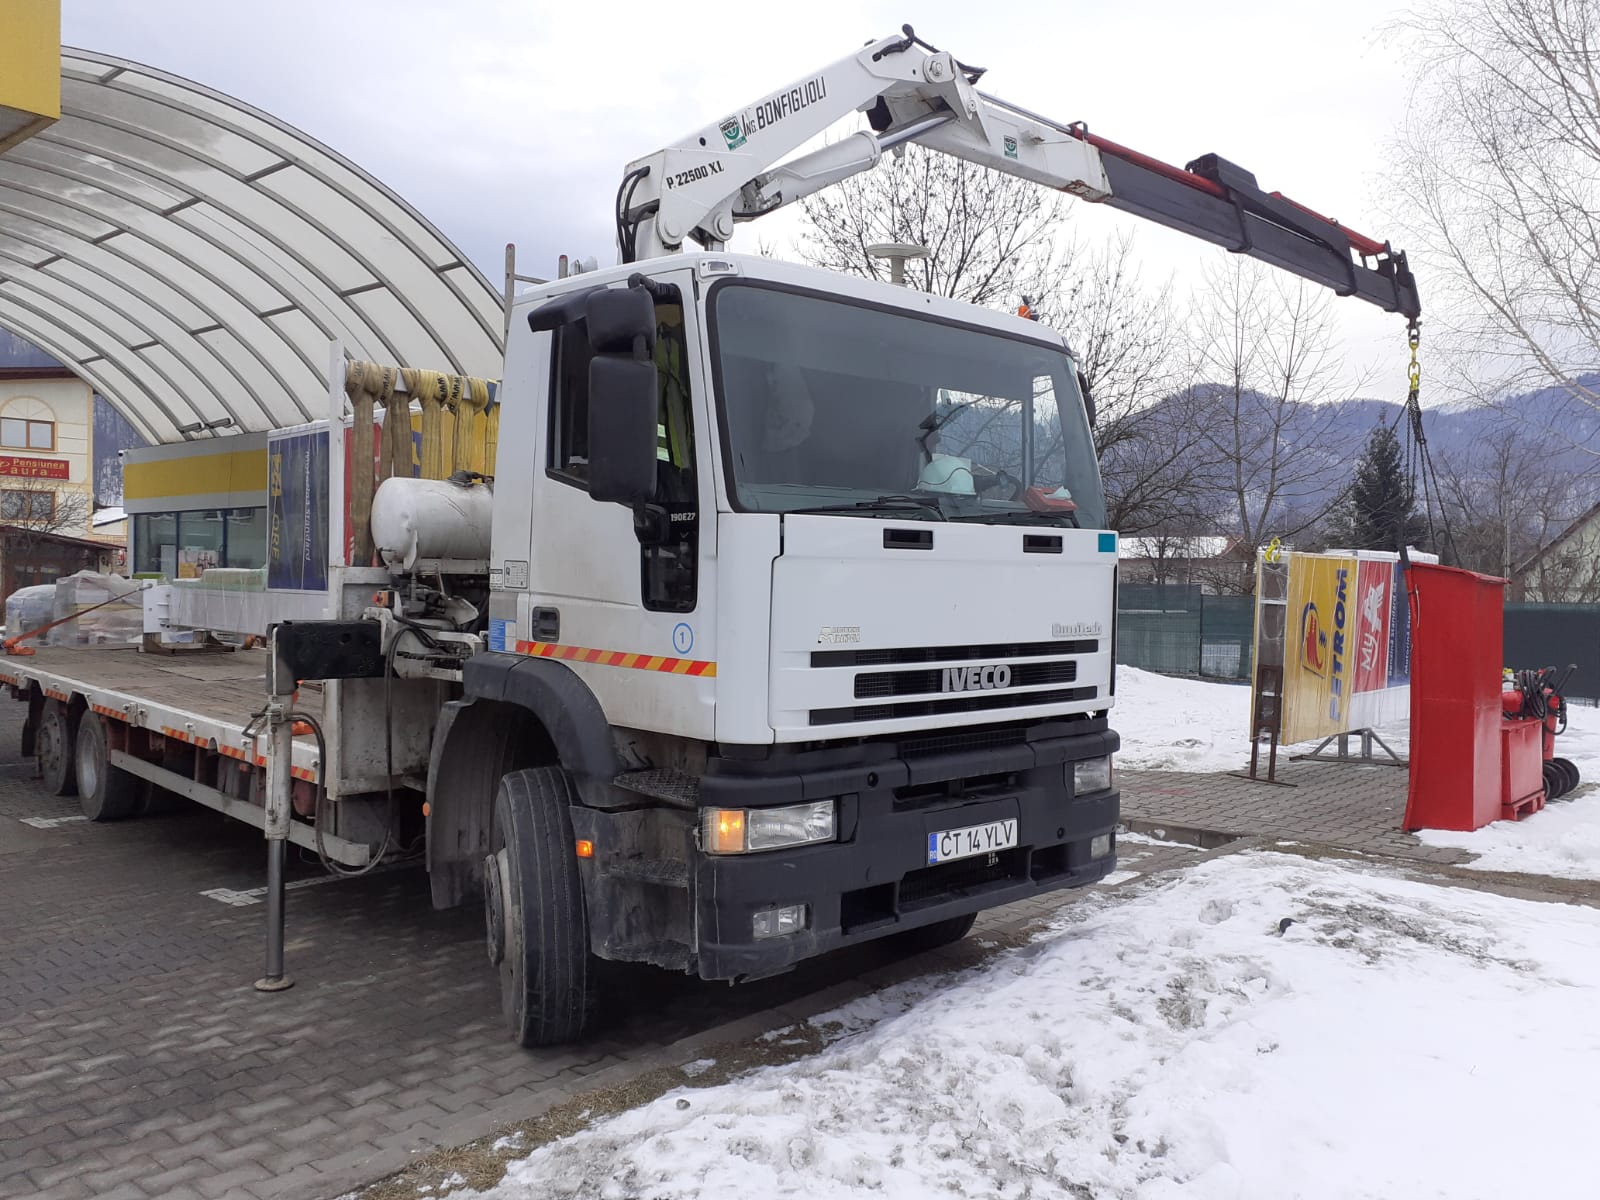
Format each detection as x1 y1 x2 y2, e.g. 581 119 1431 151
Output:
0 50 504 443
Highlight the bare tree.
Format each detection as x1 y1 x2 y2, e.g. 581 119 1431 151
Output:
1388 0 1600 414
1031 233 1211 534
798 143 1071 306
1185 260 1363 591
0 480 91 556
1432 415 1596 581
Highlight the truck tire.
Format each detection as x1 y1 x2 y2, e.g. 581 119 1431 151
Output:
37 700 76 797
893 912 978 954
485 766 595 1046
75 711 141 822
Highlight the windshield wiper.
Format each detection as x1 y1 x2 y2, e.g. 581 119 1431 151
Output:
947 508 1081 528
789 494 946 520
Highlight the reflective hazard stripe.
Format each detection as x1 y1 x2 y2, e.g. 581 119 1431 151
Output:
514 640 716 678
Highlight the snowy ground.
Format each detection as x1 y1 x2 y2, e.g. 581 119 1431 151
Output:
449 852 1600 1200
1115 667 1600 881
1110 668 1254 772
1111 666 1411 772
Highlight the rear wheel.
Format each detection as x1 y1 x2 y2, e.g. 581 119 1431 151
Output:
75 711 142 821
893 912 978 954
37 701 76 797
484 766 595 1046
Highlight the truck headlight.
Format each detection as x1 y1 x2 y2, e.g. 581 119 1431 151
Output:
1074 755 1113 795
703 801 835 854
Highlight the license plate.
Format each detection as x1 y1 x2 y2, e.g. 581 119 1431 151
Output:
927 818 1018 865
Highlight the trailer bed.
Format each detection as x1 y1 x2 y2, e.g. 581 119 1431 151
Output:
0 643 324 778
0 643 373 862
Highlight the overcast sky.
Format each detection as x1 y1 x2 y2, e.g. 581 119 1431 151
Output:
61 0 1426 401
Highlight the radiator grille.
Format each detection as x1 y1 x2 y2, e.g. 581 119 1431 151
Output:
810 685 1097 727
855 658 1078 700
811 638 1097 668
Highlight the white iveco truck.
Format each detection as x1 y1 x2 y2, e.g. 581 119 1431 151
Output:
9 28 1419 1044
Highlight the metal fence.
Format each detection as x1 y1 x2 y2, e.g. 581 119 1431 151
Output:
1116 584 1256 681
1118 592 1600 698
1504 603 1600 703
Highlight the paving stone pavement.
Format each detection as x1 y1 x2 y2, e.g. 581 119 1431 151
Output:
1120 756 1478 863
0 694 1193 1200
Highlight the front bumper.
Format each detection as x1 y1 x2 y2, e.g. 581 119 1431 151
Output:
691 722 1118 980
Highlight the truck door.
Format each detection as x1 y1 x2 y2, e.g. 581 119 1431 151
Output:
523 277 717 741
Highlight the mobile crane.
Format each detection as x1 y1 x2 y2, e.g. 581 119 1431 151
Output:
10 27 1419 1046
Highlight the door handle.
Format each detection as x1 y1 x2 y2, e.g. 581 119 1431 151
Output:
531 607 560 641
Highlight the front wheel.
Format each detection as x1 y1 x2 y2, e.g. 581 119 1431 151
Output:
484 766 596 1046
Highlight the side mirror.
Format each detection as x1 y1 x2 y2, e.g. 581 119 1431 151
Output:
588 357 658 504
585 288 658 506
1077 368 1097 427
587 288 654 356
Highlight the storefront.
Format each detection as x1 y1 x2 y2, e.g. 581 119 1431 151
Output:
122 433 269 580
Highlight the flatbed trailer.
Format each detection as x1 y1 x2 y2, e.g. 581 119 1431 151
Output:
3 644 371 866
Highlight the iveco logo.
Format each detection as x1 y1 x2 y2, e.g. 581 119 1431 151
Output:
942 664 1012 693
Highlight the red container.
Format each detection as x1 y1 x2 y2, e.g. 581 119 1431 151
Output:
1500 718 1546 821
1402 563 1507 832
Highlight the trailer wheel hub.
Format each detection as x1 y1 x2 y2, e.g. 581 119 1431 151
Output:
483 849 509 966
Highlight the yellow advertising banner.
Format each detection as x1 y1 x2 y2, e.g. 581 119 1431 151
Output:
1280 552 1358 744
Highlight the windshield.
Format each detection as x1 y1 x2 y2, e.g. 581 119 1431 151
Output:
709 284 1107 529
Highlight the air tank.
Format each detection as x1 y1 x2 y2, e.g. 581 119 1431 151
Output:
369 477 493 570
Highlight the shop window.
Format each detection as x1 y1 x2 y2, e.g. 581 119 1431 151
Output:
134 512 176 575
132 506 268 577
0 418 55 450
175 510 225 578
225 507 268 569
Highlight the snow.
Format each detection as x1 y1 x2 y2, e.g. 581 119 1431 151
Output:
1418 800 1600 880
1111 667 1254 772
1118 831 1201 851
452 853 1600 1200
1112 663 1600 880
1109 666 1405 772
1094 869 1140 886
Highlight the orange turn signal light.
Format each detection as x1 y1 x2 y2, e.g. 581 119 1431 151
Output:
575 839 595 858
704 809 747 854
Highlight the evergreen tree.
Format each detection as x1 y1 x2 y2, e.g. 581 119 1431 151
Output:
1330 424 1428 551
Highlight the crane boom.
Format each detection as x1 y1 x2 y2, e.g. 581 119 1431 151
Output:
617 26 1420 321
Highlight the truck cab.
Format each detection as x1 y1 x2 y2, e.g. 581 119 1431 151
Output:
441 251 1120 1042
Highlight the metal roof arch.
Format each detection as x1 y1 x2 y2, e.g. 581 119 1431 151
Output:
0 49 504 442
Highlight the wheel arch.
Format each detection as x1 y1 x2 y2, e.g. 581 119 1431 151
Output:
425 652 621 909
